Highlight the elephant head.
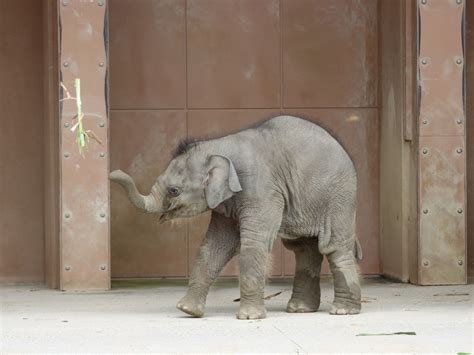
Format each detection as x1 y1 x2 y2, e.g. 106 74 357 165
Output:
109 146 242 223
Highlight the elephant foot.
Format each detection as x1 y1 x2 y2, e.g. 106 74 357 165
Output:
286 297 320 313
176 294 205 318
236 303 266 320
329 301 360 315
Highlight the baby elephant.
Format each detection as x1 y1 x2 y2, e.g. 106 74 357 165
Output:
110 115 362 319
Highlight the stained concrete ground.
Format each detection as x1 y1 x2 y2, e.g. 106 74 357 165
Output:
1 277 473 353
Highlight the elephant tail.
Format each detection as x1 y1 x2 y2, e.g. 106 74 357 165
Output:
354 238 363 262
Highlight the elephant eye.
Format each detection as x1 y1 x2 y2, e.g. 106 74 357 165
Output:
168 187 181 197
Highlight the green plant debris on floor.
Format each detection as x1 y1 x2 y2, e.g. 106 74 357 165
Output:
112 279 188 289
433 293 470 297
356 331 416 336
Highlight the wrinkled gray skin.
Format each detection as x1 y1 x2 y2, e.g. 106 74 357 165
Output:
110 116 362 319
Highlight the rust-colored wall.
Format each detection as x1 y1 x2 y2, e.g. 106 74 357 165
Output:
0 1 45 282
467 2 474 277
0 0 466 284
109 0 380 278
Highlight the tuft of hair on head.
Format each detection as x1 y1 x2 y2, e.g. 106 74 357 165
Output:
172 137 201 158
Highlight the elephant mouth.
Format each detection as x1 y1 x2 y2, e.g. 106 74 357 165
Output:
158 212 173 224
158 206 181 224
158 213 171 224
157 203 203 224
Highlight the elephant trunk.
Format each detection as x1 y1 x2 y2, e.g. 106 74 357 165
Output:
109 170 161 213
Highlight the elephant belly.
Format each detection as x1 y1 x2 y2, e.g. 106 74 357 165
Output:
278 230 315 240
279 214 320 239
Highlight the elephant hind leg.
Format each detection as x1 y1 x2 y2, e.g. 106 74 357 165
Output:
318 210 361 315
326 246 361 315
282 237 323 313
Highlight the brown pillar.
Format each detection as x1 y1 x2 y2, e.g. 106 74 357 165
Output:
417 0 466 284
58 0 110 290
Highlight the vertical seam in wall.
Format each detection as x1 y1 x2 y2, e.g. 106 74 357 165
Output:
185 0 189 113
378 0 383 276
41 0 47 285
105 0 111 289
55 1 60 289
462 2 467 280
401 0 409 281
377 0 383 276
415 1 421 284
280 0 283 113
58 6 64 291
185 0 190 278
279 0 284 276
400 0 405 279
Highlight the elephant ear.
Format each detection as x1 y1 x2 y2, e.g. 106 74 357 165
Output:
204 155 242 209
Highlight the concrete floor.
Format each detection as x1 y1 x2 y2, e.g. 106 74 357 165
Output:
1 278 473 353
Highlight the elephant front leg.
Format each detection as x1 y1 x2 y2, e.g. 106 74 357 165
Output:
282 238 323 313
177 213 239 317
237 239 268 320
327 248 361 315
237 211 281 320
